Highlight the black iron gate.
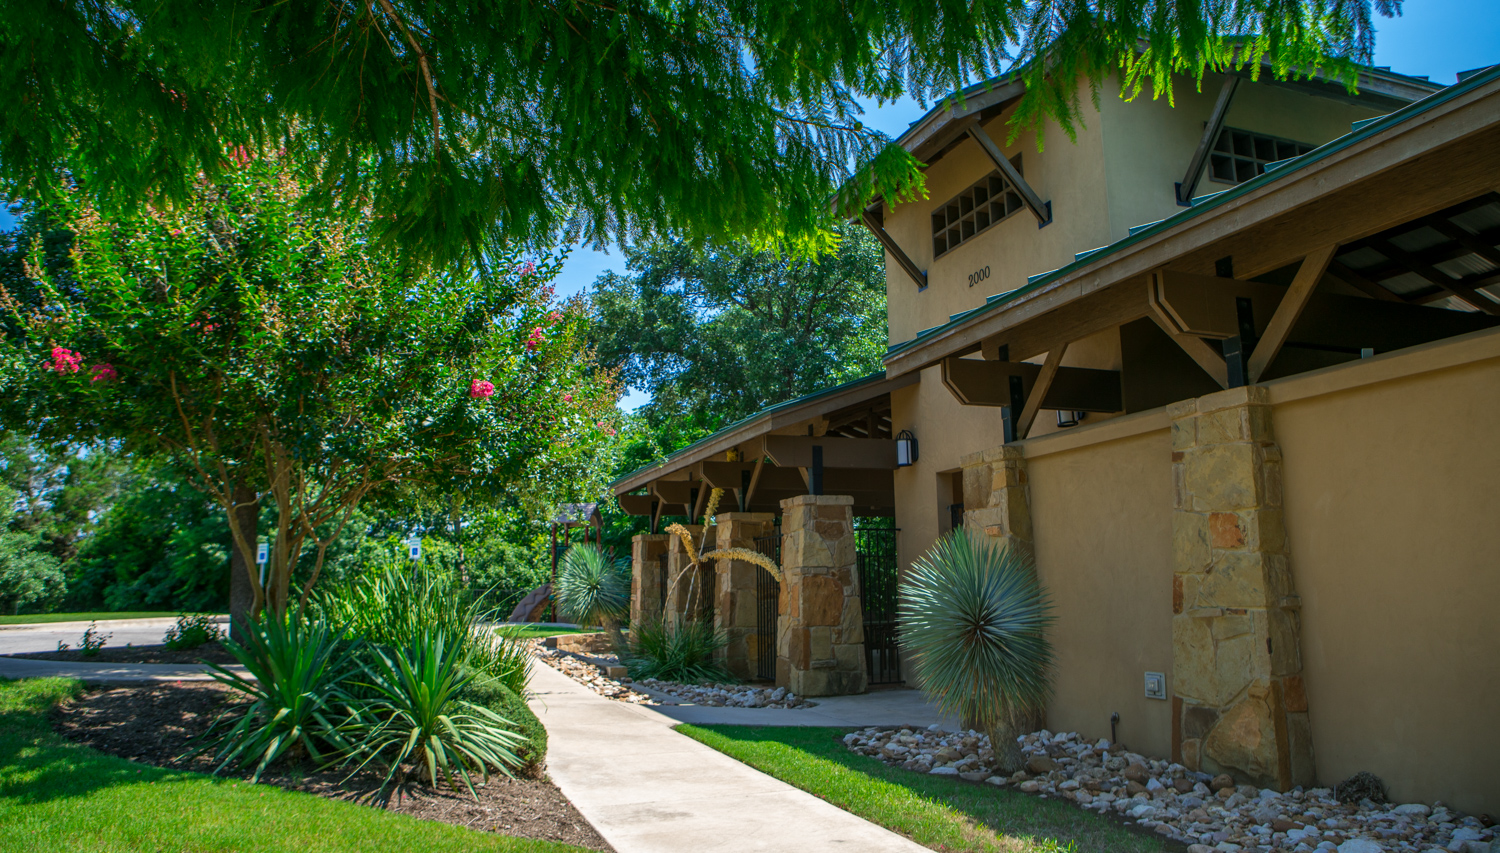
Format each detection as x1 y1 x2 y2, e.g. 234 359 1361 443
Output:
752 528 781 681
855 524 903 684
657 551 668 617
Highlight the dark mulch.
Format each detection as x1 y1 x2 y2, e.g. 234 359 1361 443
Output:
9 641 238 665
52 682 611 851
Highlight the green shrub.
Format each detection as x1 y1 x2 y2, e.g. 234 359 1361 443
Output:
461 676 547 775
345 627 523 794
206 615 355 780
553 544 629 629
625 619 734 684
163 613 222 650
471 628 533 697
897 529 1054 772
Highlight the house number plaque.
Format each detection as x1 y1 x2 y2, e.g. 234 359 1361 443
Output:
967 265 991 287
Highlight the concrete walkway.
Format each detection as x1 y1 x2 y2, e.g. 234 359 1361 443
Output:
0 656 224 684
528 662 930 853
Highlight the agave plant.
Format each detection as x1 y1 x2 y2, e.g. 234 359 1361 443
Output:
553 543 630 643
204 615 356 780
625 618 734 684
897 529 1054 772
344 627 524 795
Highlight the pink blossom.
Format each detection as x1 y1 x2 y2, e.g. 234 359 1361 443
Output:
598 421 617 437
230 145 254 167
170 228 184 237
563 393 574 403
89 363 118 383
45 346 82 374
525 326 546 352
548 311 563 324
469 379 495 399
514 261 537 277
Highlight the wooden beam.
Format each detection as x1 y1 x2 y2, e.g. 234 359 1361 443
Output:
1177 75 1240 205
860 210 927 289
979 279 1152 364
1370 237 1500 316
1248 245 1339 382
967 124 1051 226
744 455 765 510
941 356 1123 413
617 495 658 517
1327 260 1405 302
691 477 710 523
1423 215 1500 275
1149 313 1230 388
1016 344 1068 439
763 435 898 469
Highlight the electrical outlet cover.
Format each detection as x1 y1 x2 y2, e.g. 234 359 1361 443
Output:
1144 671 1167 700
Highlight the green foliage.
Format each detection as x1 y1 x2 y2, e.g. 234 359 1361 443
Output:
625 620 735 684
553 544 630 629
57 621 111 657
460 677 547 775
0 523 66 615
0 1 1395 265
468 629 534 700
206 616 355 781
0 433 129 562
346 628 524 793
162 612 222 651
897 530 1054 757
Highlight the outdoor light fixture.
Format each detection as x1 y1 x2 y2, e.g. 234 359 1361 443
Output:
896 430 918 467
1056 410 1085 428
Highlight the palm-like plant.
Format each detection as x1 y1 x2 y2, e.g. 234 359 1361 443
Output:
897 530 1054 773
553 544 630 643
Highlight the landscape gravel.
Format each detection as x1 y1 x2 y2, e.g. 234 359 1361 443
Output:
528 641 813 708
844 727 1496 853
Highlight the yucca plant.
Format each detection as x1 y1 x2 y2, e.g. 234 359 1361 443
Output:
344 627 524 795
204 615 356 780
553 543 630 646
469 627 534 697
898 530 1054 773
625 618 734 684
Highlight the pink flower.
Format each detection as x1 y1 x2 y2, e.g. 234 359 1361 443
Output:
469 379 495 399
229 145 254 167
563 393 574 403
525 326 546 352
45 346 82 374
170 228 184 237
548 311 563 324
89 363 118 383
598 421 617 437
514 261 537 277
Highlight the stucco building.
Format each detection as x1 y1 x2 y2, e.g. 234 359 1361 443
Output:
612 62 1500 814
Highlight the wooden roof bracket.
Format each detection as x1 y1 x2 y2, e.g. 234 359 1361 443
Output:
1015 343 1069 440
860 208 928 290
1247 244 1339 382
1176 75 1240 207
967 124 1052 227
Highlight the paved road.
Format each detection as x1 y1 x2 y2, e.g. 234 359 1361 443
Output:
0 616 229 656
528 661 932 853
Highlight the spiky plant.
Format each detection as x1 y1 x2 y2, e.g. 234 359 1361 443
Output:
554 544 630 644
897 530 1054 773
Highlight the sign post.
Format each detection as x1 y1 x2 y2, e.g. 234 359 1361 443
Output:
256 541 269 587
408 535 422 581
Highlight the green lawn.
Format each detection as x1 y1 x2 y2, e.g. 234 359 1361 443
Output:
0 612 216 626
677 725 1172 853
0 677 586 852
494 626 596 640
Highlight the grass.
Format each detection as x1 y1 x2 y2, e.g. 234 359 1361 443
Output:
0 677 587 852
0 612 217 626
677 725 1171 853
493 626 597 641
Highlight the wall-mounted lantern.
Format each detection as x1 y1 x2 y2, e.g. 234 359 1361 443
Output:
896 430 918 467
1056 411 1086 429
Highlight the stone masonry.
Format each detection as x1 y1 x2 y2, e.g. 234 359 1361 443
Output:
1170 385 1314 791
775 495 867 696
629 533 670 630
665 523 716 629
959 443 1033 551
712 512 777 680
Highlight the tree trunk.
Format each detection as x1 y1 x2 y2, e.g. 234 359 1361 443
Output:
227 483 259 640
986 715 1027 774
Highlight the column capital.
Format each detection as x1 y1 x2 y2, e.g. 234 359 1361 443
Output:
779 494 854 510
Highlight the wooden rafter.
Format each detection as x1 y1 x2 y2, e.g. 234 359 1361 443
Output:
1370 237 1500 315
1016 344 1068 439
1177 75 1240 206
1327 260 1404 302
967 124 1051 226
860 209 928 289
1149 312 1230 388
1247 245 1339 382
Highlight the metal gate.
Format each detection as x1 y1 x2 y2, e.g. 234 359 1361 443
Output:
657 552 668 617
752 528 781 682
855 524 903 684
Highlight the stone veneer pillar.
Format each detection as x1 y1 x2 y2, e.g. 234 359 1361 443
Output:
959 444 1032 550
1170 385 1314 791
629 533 670 631
665 524 716 628
712 512 777 679
775 495 867 696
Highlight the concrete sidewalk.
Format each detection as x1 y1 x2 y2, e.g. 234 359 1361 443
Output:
0 656 227 685
527 662 930 853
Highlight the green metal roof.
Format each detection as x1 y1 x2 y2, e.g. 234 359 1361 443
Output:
883 62 1500 361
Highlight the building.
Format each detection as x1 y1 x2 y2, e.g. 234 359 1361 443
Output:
611 61 1500 813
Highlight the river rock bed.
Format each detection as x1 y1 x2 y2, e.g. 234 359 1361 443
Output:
634 679 814 709
530 643 656 704
844 727 1495 853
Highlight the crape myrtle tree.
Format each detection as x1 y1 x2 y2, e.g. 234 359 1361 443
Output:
1 1 1402 264
0 154 617 626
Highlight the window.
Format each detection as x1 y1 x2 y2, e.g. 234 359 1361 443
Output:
931 158 1025 258
1209 127 1315 185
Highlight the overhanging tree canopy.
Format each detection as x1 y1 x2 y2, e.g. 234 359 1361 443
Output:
1 1 1400 264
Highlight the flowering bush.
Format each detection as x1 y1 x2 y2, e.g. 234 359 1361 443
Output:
469 379 496 399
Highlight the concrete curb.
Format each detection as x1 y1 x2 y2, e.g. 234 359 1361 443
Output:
0 656 245 686
0 615 230 634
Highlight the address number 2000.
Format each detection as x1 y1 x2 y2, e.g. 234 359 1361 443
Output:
967 266 991 287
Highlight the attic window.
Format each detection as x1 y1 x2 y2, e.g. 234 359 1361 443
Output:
932 158 1025 258
1209 127 1315 184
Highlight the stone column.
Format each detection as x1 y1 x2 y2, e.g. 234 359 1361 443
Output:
665 524 716 629
960 444 1032 550
712 512 777 679
775 495 867 696
1170 385 1314 791
629 533 670 631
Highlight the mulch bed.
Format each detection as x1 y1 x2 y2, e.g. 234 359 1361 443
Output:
8 641 238 665
51 681 611 851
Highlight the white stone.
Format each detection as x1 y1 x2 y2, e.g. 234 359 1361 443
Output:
1394 804 1433 817
1337 841 1383 853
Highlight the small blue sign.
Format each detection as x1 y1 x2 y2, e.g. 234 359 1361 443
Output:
256 542 268 565
408 536 422 560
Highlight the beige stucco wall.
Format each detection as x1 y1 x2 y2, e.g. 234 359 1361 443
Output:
1027 427 1176 757
1270 346 1500 814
